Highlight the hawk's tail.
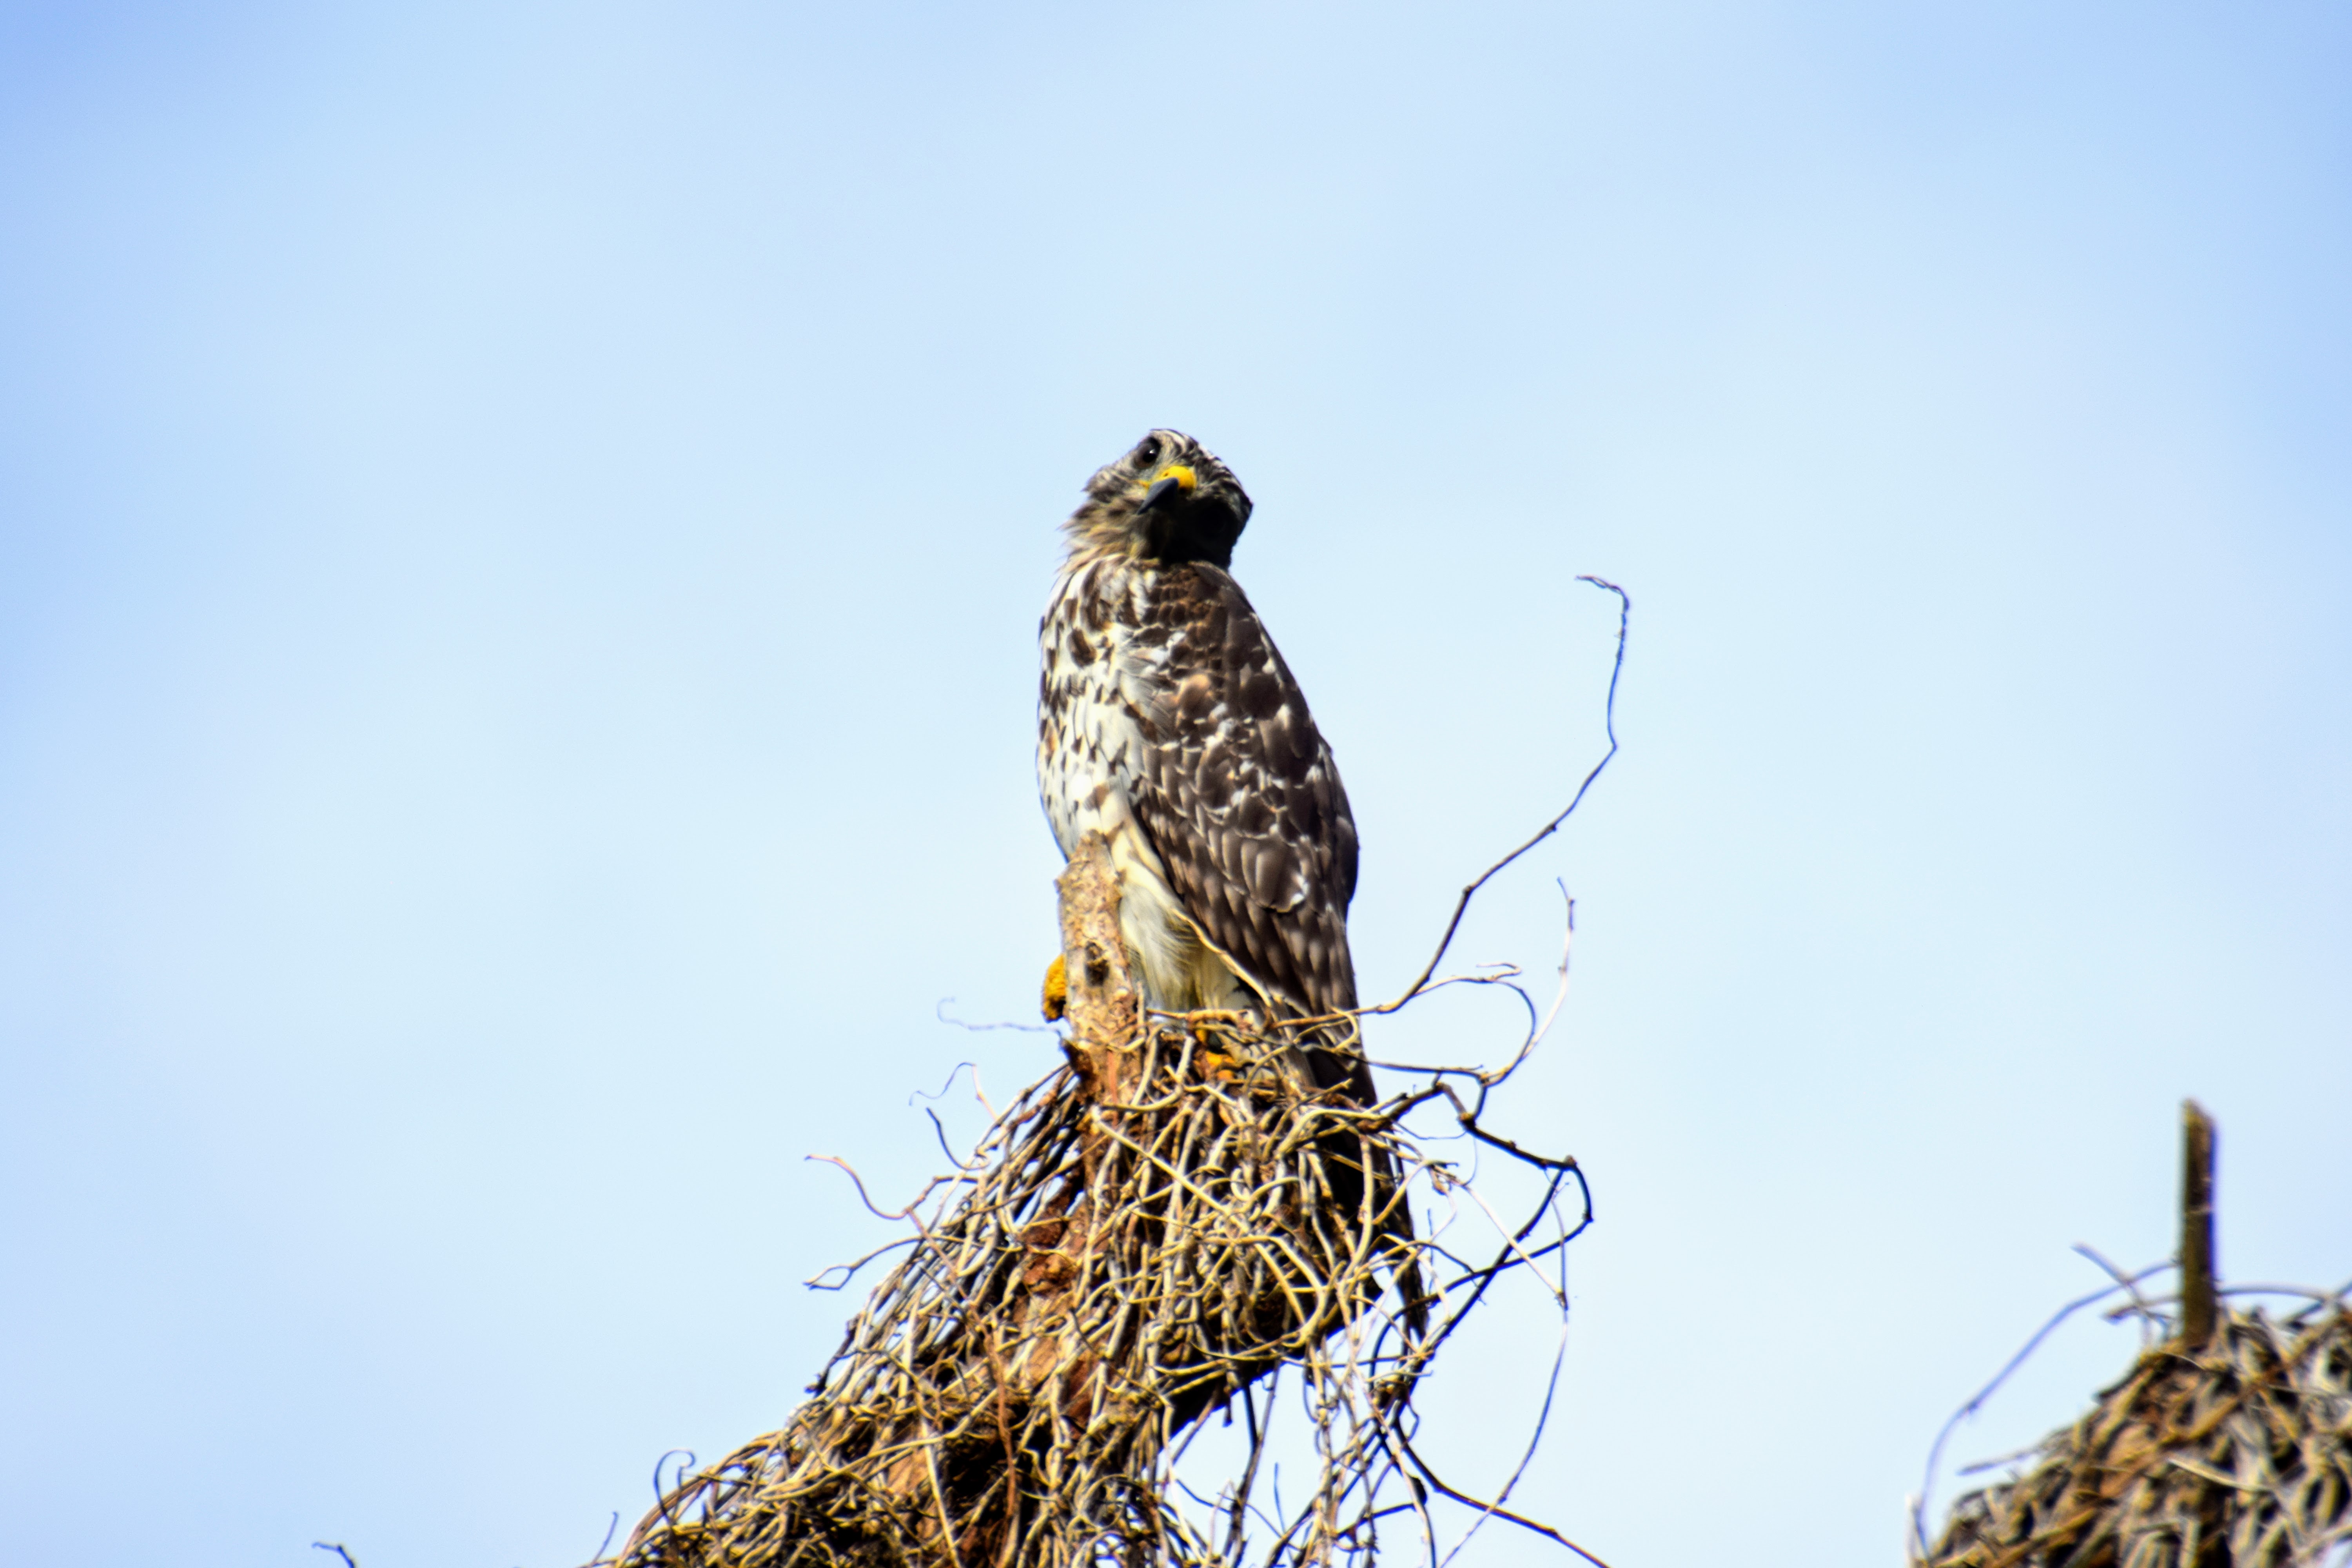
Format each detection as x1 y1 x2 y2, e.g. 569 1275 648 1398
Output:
1302 1035 1429 1346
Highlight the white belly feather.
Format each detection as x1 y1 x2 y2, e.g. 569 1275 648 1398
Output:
1038 557 1260 1018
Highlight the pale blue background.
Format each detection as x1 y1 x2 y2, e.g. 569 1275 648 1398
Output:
3 4 2346 1566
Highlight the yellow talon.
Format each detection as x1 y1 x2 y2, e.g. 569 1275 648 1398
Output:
1185 1014 1243 1083
1042 954 1068 1022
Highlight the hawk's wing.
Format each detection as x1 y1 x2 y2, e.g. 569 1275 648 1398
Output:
1125 563 1363 1059
1122 559 1417 1330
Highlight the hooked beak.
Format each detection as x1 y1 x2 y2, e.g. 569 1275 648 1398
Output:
1134 463 1199 516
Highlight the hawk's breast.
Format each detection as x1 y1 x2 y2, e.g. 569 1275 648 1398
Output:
1037 553 1359 1020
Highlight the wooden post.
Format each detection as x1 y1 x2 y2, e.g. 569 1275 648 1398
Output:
2178 1100 2218 1348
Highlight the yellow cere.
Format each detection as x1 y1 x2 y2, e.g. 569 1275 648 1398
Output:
1154 463 1199 492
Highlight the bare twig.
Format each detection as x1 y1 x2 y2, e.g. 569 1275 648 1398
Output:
805 1154 965 1221
935 1000 1058 1036
2073 1242 2169 1345
1372 576 1629 1015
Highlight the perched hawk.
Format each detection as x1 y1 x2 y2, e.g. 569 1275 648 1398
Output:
1038 431 1362 1070
1037 430 1420 1328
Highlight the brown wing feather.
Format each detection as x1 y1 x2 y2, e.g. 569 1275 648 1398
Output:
1124 564 1370 1098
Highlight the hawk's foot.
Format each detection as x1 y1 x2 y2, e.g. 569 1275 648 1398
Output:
1181 1010 1254 1084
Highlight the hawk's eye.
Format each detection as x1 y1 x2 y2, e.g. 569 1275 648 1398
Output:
1135 437 1162 468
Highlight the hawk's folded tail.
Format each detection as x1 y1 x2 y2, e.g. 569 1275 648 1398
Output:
1301 1034 1429 1345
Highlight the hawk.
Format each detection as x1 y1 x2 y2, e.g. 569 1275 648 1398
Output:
1036 429 1421 1329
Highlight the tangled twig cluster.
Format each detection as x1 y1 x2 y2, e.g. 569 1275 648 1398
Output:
1919 1300 2352 1568
1916 1104 2352 1568
607 833 1597 1568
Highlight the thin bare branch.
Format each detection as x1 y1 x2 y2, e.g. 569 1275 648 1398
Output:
1372 575 1629 1015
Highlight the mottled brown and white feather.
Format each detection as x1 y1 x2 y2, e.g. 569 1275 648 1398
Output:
1037 431 1368 1102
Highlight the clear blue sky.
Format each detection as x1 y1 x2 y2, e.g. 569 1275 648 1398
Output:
2 4 2346 1566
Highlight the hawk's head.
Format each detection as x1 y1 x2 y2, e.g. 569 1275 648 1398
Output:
1063 430 1254 568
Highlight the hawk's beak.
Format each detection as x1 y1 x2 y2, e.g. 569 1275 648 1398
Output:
1135 464 1199 515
